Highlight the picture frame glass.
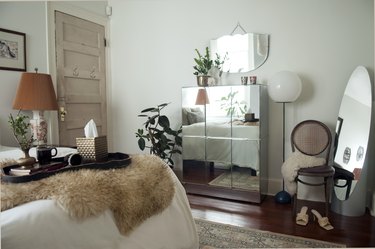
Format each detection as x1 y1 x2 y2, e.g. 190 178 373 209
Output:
0 28 26 71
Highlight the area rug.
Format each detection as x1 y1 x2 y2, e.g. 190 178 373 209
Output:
208 171 259 191
195 218 345 248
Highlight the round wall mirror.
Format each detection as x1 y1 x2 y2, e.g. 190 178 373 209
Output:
210 33 269 73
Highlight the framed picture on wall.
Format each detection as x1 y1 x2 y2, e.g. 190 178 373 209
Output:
0 28 26 71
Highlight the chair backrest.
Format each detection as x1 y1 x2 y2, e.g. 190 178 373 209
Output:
291 120 332 162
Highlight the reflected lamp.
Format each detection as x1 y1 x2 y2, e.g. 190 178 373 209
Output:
13 72 58 146
195 88 210 105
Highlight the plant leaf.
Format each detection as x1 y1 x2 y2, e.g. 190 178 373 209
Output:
138 138 145 150
159 115 170 128
141 107 156 113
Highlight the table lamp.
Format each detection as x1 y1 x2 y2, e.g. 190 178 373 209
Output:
13 71 58 146
268 70 302 204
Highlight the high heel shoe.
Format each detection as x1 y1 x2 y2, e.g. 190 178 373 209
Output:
311 209 334 230
296 206 309 226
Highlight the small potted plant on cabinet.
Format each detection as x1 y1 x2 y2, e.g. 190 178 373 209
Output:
193 47 227 86
193 47 213 86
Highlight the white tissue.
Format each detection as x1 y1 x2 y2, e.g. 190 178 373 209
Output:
84 119 98 138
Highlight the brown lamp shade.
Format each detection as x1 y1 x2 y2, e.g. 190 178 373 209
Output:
195 88 210 105
13 72 58 110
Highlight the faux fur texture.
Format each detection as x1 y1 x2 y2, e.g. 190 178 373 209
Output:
0 159 17 169
281 151 326 195
1 154 176 235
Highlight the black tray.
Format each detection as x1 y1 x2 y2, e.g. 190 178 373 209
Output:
1 153 131 184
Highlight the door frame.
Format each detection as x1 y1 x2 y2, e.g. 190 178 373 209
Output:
46 2 112 147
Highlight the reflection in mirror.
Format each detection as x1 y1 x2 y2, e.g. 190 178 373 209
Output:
181 86 261 192
332 66 372 214
210 33 269 73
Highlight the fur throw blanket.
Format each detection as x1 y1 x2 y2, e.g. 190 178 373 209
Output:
281 151 326 195
1 154 175 235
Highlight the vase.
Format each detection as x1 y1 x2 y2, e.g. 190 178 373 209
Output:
208 67 221 85
17 148 36 168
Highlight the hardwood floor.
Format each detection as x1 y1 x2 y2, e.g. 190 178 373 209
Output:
188 193 375 247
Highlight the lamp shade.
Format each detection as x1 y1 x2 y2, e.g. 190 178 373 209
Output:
195 88 210 105
268 71 302 103
13 72 58 110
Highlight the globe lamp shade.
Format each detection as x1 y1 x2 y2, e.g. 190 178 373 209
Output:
268 71 302 103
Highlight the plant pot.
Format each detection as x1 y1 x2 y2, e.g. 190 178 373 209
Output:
197 76 214 86
17 148 36 168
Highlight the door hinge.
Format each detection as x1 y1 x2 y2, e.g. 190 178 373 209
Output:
104 38 108 47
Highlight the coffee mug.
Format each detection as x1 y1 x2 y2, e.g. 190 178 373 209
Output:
64 153 82 166
37 146 58 165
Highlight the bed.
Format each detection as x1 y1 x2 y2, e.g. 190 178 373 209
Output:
0 146 199 249
182 121 260 171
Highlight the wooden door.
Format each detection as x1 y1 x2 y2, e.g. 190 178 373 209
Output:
55 11 107 146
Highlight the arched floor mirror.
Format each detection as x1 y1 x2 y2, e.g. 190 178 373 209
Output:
331 66 373 216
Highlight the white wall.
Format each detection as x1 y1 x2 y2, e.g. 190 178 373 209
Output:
109 0 374 199
0 1 107 146
0 2 48 146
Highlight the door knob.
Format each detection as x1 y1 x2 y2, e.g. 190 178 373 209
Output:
60 107 67 121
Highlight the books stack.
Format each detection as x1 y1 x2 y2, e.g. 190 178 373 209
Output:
9 162 66 176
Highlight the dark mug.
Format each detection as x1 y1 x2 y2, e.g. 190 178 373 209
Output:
37 146 58 165
64 153 82 166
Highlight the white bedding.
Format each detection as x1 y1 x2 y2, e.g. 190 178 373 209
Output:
0 145 78 160
0 147 199 249
182 122 260 170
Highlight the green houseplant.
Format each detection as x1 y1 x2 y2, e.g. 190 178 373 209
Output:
193 47 213 77
8 112 36 166
135 103 182 167
193 47 227 86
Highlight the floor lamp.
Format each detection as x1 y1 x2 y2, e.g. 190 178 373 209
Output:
268 71 302 204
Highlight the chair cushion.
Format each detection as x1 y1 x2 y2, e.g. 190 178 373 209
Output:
298 165 335 177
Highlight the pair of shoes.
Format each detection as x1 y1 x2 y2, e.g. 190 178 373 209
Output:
296 207 334 230
311 209 334 230
296 206 309 226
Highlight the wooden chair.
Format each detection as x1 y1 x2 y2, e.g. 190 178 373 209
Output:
291 120 335 217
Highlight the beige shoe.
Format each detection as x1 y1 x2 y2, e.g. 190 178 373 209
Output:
311 209 334 230
296 206 309 226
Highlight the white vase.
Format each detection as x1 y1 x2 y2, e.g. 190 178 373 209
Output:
208 67 221 85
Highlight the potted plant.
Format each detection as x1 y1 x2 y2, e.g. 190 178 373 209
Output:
193 47 227 86
135 103 182 168
193 47 213 86
8 112 36 166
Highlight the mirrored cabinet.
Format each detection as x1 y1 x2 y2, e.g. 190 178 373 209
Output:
181 85 268 203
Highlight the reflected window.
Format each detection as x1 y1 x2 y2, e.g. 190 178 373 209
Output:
210 33 269 73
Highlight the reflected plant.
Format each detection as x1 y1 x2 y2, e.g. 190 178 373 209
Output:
220 91 248 118
214 52 228 77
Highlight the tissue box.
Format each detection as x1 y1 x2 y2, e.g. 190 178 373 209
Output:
76 136 108 162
